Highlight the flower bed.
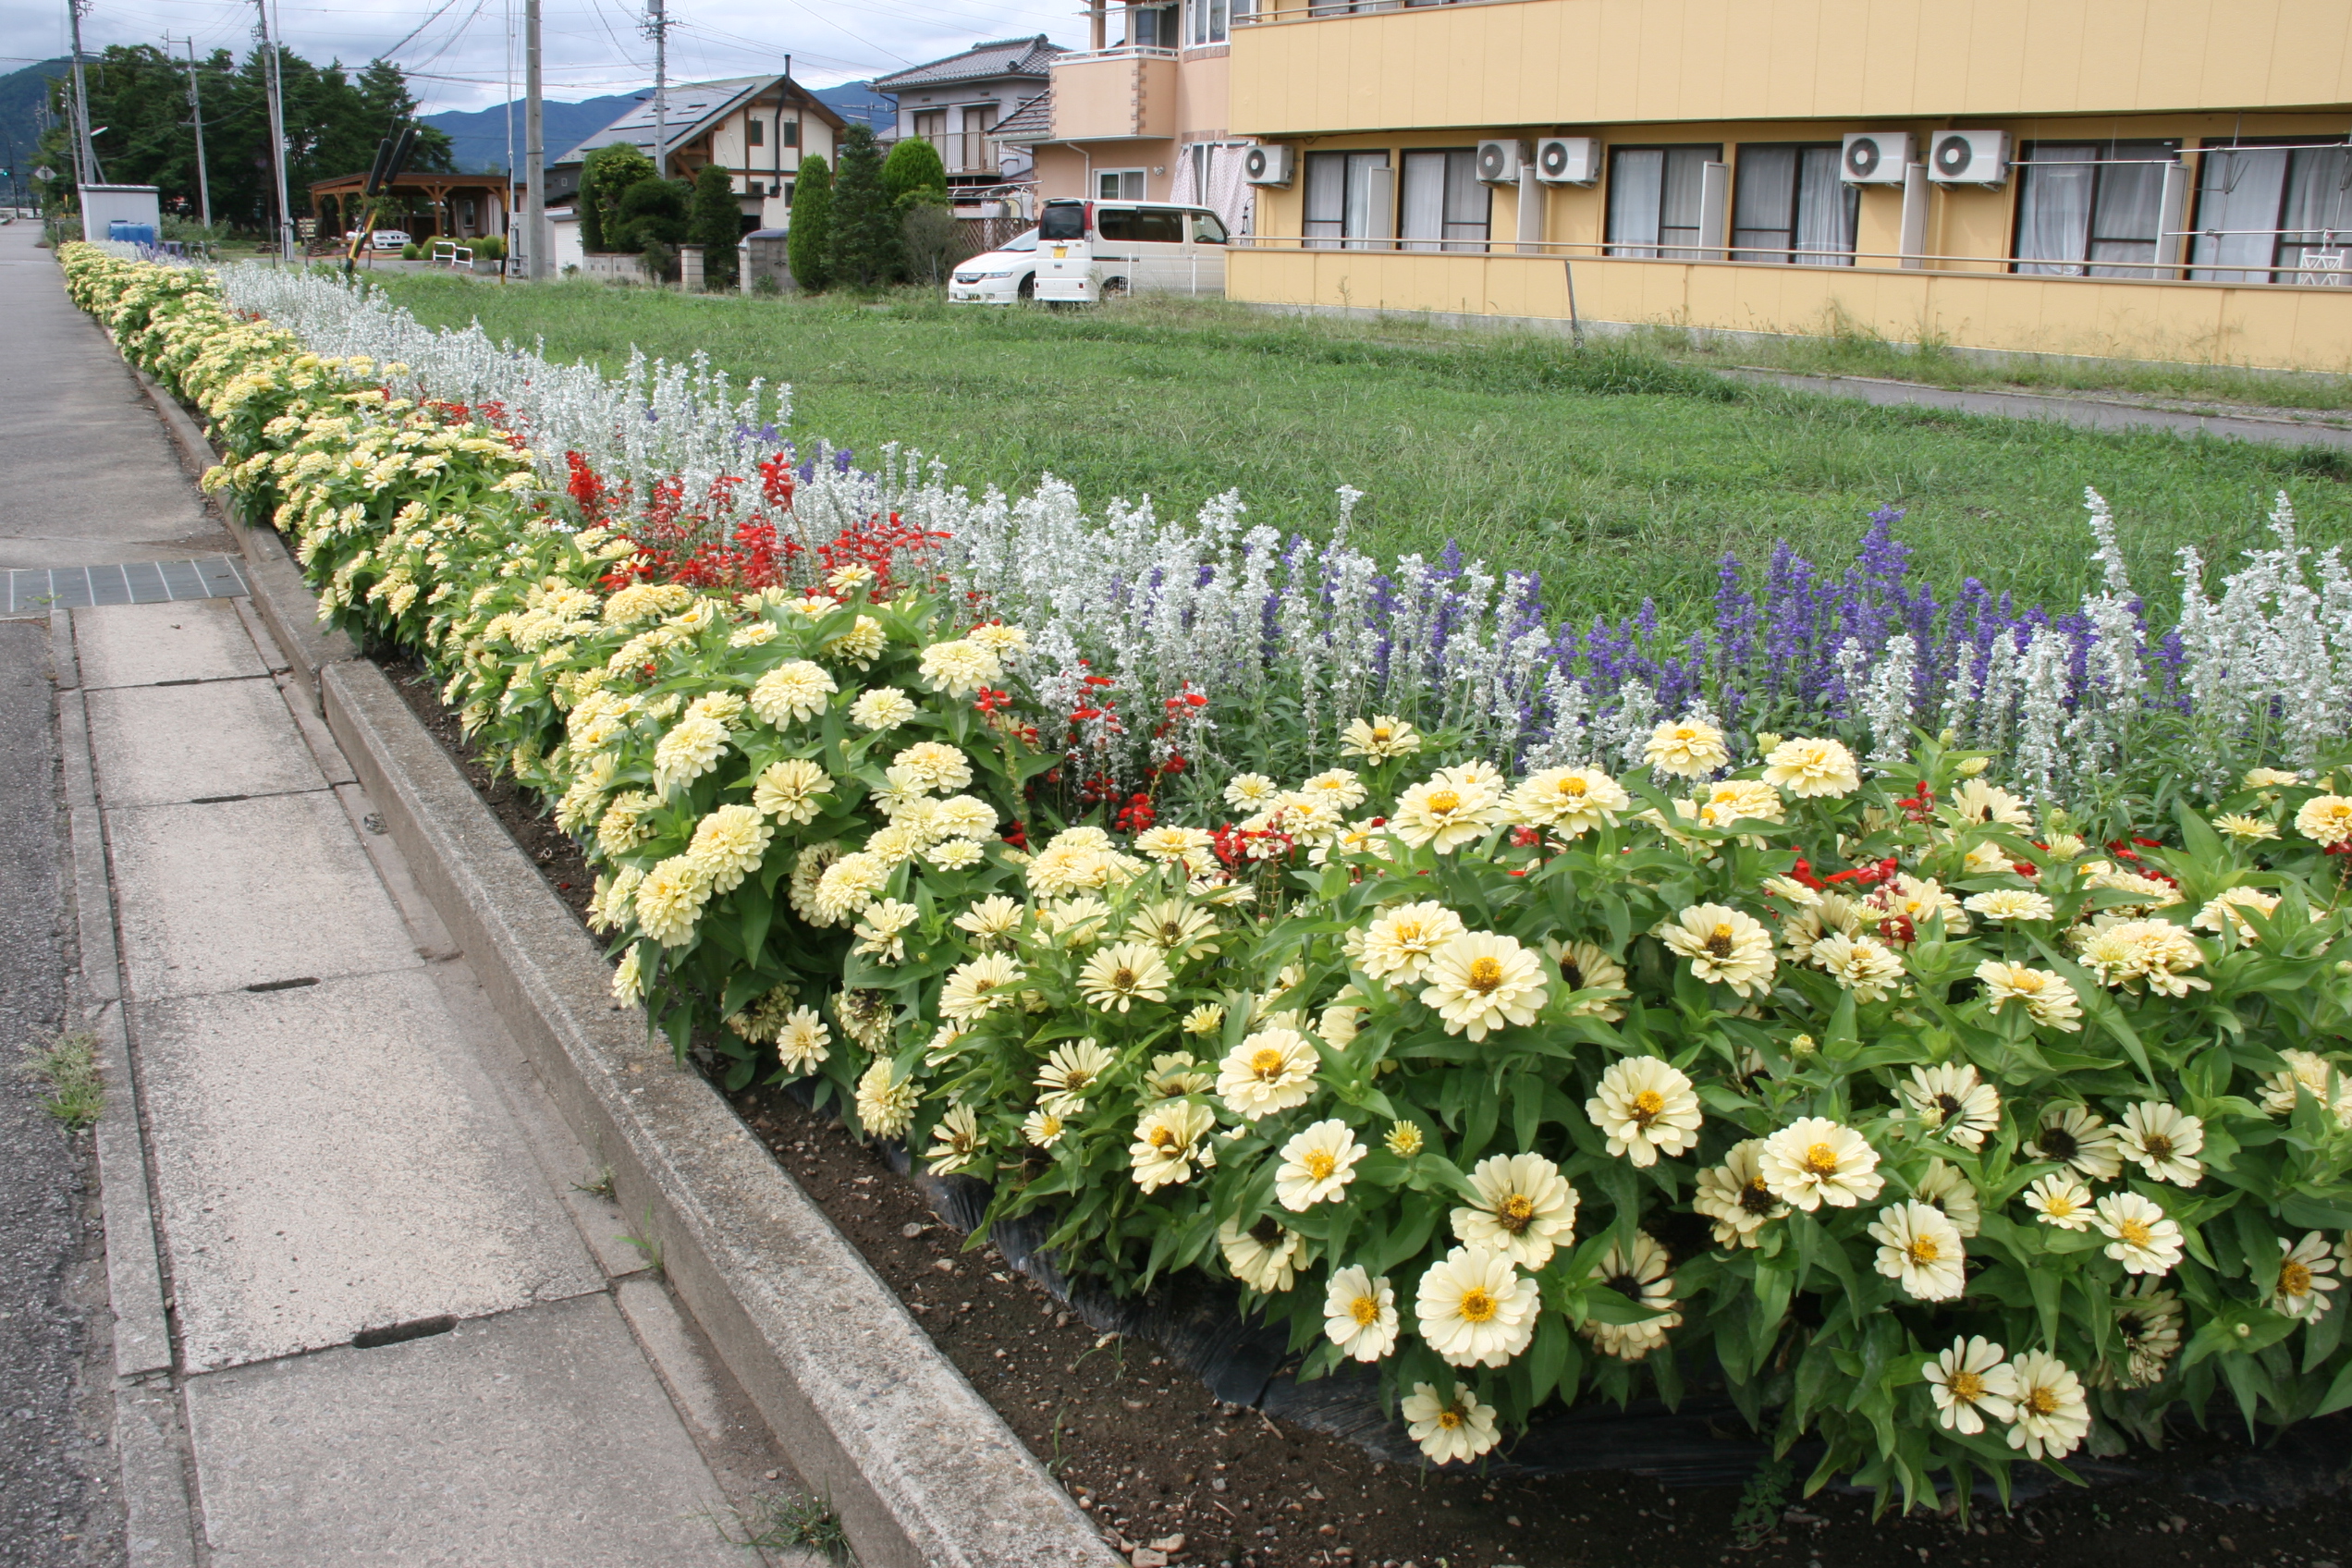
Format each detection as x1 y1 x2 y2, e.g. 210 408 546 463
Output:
65 245 2352 1511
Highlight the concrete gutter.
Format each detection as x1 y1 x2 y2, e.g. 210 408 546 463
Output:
129 361 1121 1568
1717 367 2352 451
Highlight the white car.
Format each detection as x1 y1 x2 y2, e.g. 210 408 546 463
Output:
949 228 1039 302
370 229 411 251
1030 200 1231 304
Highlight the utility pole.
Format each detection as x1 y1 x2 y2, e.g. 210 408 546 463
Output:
523 0 545 277
67 0 101 188
252 0 294 260
645 0 669 178
178 36 213 229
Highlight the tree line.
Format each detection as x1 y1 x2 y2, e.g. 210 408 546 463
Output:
576 122 962 291
38 43 450 232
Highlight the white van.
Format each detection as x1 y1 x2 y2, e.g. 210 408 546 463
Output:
1030 199 1231 303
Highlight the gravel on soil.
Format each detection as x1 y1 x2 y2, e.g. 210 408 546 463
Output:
381 650 2352 1568
0 619 123 1567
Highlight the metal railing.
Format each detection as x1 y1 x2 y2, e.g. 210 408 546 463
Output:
1053 44 1182 62
1232 229 2352 286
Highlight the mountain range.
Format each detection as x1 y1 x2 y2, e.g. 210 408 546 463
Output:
0 57 894 184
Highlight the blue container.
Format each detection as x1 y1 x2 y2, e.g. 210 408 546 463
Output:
106 220 158 247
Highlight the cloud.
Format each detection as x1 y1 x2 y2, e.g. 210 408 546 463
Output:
4 0 1075 112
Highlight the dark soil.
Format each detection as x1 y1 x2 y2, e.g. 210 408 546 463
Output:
379 648 2352 1568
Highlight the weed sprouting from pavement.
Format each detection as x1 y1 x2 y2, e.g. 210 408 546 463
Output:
20 1032 103 1129
723 1488 851 1560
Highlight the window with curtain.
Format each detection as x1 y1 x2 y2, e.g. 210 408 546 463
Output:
1397 149 1488 251
1189 0 1231 43
2012 141 2177 277
1606 145 1721 258
1730 144 1856 265
1096 169 1145 201
1303 150 1390 249
2190 141 2352 284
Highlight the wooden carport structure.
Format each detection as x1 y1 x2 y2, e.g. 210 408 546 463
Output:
307 170 521 247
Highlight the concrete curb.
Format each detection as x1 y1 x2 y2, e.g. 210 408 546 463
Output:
127 362 1119 1568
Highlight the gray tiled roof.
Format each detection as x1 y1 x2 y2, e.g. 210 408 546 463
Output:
557 76 842 165
872 36 1062 92
989 90 1053 143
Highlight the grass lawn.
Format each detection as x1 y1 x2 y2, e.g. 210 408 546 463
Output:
373 274 2349 628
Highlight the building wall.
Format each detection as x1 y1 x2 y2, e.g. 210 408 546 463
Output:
693 97 838 227
1232 0 2352 134
1246 108 2352 263
893 77 1051 177
1222 1 2352 361
1026 139 1183 202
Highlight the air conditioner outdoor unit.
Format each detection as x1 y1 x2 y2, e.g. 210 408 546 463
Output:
1928 129 2010 186
1841 132 1915 184
1534 136 1600 186
1476 140 1529 185
1242 144 1293 187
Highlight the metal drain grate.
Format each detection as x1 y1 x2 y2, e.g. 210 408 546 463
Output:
4 557 250 616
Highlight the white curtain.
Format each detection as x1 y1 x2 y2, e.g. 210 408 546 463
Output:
1207 144 1253 237
2015 146 2095 276
2284 146 2352 281
1795 146 1855 265
1170 145 1202 207
1400 150 1447 251
1609 149 1664 256
2190 149 2286 282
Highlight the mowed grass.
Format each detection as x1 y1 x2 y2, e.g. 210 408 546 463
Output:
374 274 2351 628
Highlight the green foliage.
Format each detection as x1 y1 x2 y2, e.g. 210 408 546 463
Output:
365 276 2352 632
614 176 690 256
470 233 505 261
729 1490 850 1559
881 136 949 211
20 1031 103 1130
785 155 831 290
825 125 901 291
581 141 655 252
689 164 741 288
35 45 447 227
67 244 2352 1506
900 202 965 288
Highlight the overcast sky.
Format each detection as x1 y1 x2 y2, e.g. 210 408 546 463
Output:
1 0 1075 111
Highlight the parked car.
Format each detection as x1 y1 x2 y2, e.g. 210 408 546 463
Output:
370 229 411 251
948 228 1040 302
1027 201 1233 304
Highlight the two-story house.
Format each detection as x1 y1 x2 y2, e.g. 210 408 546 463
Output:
554 74 844 235
992 1 1256 235
1222 0 2352 371
873 37 1065 190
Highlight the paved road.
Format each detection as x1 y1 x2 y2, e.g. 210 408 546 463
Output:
0 220 131 1568
0 617 120 1568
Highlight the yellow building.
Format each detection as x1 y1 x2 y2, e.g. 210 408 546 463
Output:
1226 0 2352 369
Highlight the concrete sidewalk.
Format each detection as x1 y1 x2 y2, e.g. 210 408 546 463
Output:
0 225 235 571
67 596 807 1568
4 223 818 1568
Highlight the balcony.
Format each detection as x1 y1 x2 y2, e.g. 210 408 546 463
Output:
1049 49 1180 142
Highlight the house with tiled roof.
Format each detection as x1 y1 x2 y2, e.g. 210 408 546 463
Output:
873 36 1064 188
553 73 845 233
